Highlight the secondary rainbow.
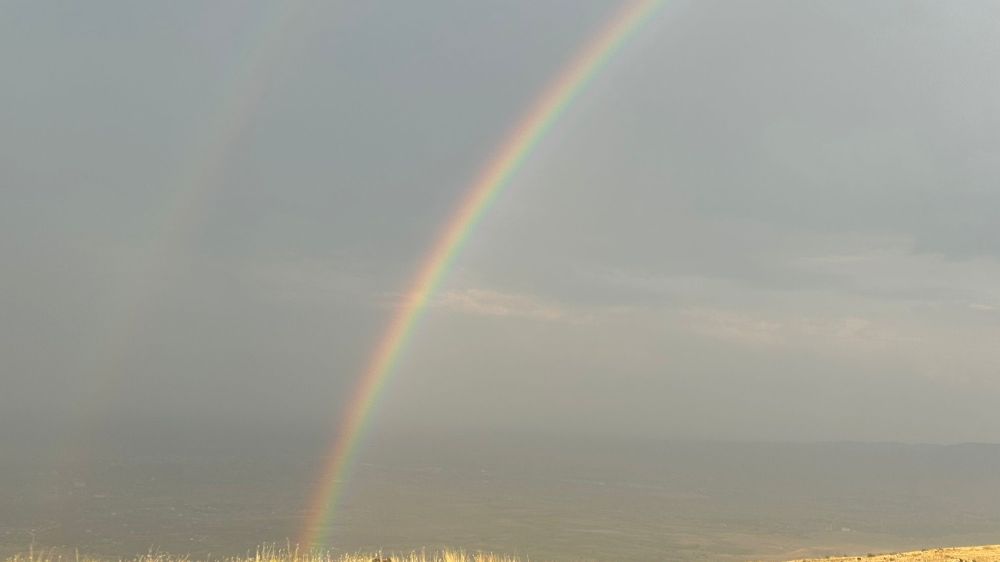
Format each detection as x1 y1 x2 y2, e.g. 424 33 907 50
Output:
60 2 302 470
300 0 662 549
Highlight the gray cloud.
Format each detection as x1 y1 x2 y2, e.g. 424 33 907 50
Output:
4 0 1000 443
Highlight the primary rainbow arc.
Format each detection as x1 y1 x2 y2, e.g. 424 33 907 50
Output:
300 0 662 549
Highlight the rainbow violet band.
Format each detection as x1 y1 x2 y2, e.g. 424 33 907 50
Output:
299 0 662 550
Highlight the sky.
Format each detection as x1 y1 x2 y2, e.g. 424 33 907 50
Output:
3 1 1000 444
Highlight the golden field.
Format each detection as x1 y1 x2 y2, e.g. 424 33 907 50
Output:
786 544 1000 561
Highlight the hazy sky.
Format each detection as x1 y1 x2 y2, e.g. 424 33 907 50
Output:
4 1 1000 443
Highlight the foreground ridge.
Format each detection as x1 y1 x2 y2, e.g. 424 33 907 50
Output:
786 544 1000 561
10 544 1000 562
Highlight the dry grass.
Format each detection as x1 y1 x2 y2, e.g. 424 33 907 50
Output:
787 544 1000 561
4 545 523 562
11 543 1000 562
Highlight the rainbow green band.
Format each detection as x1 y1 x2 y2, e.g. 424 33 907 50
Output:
300 0 662 549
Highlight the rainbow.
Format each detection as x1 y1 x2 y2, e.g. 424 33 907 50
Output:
300 0 662 549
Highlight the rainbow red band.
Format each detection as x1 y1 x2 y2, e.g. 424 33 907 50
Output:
299 0 662 549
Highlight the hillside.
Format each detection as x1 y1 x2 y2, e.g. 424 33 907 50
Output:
788 544 1000 561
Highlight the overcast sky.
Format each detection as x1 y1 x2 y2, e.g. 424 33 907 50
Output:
4 1 1000 444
